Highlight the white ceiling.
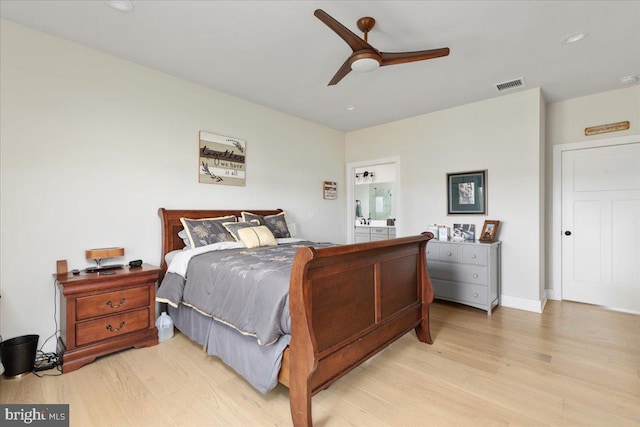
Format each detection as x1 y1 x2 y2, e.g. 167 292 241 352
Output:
1 1 639 132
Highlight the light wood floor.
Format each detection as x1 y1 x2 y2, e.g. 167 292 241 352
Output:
2 300 639 426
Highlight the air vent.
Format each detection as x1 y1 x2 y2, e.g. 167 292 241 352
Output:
495 77 526 92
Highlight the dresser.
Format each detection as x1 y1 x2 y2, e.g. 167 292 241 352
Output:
56 264 160 373
426 240 501 314
355 226 396 243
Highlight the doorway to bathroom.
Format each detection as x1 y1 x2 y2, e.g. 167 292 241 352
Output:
346 157 400 243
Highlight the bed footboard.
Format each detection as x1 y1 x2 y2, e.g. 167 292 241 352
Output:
288 233 434 427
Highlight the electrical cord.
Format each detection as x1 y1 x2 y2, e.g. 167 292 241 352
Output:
32 279 63 377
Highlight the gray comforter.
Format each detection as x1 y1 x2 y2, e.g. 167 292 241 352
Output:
156 241 333 346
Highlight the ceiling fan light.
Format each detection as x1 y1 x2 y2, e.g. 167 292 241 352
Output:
105 0 134 12
351 58 380 73
562 32 587 44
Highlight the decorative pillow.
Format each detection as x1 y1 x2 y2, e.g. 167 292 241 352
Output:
241 211 291 238
237 225 277 249
179 215 237 248
222 220 261 242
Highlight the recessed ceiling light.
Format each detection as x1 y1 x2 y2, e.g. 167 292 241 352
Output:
620 75 638 85
346 106 356 111
105 0 134 12
562 32 588 44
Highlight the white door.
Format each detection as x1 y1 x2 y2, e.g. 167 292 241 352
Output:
562 142 640 311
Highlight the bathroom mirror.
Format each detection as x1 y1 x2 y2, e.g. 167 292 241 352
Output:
355 181 395 221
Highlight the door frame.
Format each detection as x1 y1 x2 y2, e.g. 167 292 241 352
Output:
346 156 400 243
551 133 639 301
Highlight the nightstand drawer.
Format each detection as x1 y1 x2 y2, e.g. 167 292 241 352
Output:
76 286 150 321
76 308 150 346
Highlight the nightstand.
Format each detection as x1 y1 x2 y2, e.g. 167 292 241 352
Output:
55 264 160 373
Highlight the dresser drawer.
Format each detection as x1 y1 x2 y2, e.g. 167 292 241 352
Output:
75 308 150 347
432 280 488 305
426 243 438 261
436 243 463 263
463 245 488 266
76 286 150 321
428 261 488 285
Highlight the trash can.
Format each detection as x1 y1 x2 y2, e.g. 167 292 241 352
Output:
0 335 39 379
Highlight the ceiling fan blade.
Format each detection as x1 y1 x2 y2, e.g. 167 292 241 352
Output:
380 48 450 66
328 58 352 86
314 9 373 52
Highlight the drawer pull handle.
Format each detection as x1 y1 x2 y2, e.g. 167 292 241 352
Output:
106 298 126 309
447 252 452 256
473 292 479 298
473 274 479 278
472 254 477 258
106 321 125 332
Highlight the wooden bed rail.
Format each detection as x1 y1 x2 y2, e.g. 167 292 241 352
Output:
288 234 434 427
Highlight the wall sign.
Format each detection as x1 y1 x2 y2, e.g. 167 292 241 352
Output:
199 131 246 186
584 121 630 136
323 181 337 199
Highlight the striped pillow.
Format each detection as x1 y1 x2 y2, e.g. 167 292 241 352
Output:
237 226 277 249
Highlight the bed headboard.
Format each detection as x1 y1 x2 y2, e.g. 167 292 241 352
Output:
158 208 284 272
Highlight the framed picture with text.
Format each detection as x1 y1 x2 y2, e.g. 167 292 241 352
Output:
323 181 337 200
447 170 487 215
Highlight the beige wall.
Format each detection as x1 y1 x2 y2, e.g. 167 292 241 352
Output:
546 86 639 145
0 20 345 352
346 88 546 310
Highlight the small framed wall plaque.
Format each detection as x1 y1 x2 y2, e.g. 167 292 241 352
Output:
584 121 630 136
323 181 337 199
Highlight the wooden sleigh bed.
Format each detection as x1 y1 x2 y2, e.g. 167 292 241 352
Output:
159 208 435 427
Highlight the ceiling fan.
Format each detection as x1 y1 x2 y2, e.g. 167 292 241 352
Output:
314 9 450 86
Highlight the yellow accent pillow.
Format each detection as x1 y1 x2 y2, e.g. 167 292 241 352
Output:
237 226 277 249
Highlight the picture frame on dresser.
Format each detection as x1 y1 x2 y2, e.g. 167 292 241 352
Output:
447 170 487 214
480 220 500 242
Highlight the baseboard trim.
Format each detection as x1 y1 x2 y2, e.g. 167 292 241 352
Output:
501 294 546 313
546 288 561 301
